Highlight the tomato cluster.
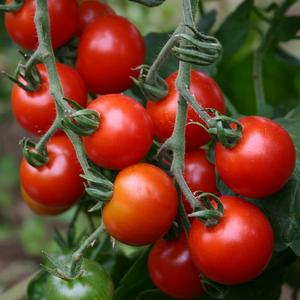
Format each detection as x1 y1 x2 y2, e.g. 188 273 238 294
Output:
4 0 297 299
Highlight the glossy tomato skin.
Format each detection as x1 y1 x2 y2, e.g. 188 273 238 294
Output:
103 163 178 246
76 14 145 94
75 0 115 37
46 258 114 300
5 0 79 51
20 135 86 209
21 186 69 216
148 230 205 299
82 94 153 170
183 149 220 218
215 116 296 198
146 70 225 150
188 196 274 285
11 63 87 136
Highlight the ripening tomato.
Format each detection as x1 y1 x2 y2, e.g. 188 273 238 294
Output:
82 94 153 170
46 259 114 300
21 186 69 216
20 135 86 209
148 229 206 299
215 116 296 198
103 163 178 246
182 149 220 219
11 63 87 136
75 14 145 94
5 0 79 51
75 0 115 37
188 196 274 285
146 70 225 150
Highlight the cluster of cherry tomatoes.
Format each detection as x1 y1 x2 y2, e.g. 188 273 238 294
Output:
4 0 297 299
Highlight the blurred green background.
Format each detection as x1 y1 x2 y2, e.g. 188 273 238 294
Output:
0 0 299 300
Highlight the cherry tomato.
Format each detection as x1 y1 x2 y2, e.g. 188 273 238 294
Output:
75 14 145 94
11 63 87 136
146 70 225 150
75 0 115 37
5 0 79 51
20 135 86 209
148 229 206 299
103 163 178 246
46 258 114 300
188 195 274 285
215 116 296 198
82 94 153 170
182 149 220 219
20 186 69 216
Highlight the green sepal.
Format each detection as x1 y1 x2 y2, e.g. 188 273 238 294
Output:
80 174 114 191
0 0 24 12
128 0 165 7
70 254 84 278
88 201 105 212
202 277 229 299
42 251 70 278
84 187 113 202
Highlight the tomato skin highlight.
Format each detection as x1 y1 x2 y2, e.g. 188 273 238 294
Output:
148 230 206 299
46 258 114 300
75 14 146 94
82 94 154 170
103 163 178 246
188 196 274 285
11 63 87 136
146 70 225 150
75 0 115 37
215 116 296 198
20 135 86 209
5 0 79 51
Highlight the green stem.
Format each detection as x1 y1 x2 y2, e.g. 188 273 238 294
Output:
0 0 24 12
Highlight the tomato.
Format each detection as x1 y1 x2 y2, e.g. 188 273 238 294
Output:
182 149 220 219
46 258 114 300
215 116 296 198
20 135 86 209
75 14 145 94
103 163 178 246
82 94 153 170
148 229 206 299
5 0 79 51
188 195 274 285
20 186 69 216
146 70 225 150
11 63 87 136
75 0 115 37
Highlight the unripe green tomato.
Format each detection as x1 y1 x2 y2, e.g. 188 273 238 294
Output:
46 259 114 300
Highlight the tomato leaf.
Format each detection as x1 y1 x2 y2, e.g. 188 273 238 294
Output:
275 47 300 68
26 270 50 300
196 10 217 33
136 289 174 300
274 16 300 42
216 0 253 59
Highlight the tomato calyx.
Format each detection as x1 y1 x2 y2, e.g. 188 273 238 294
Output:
202 277 229 299
0 0 24 12
61 97 99 136
162 221 180 242
41 251 84 281
20 138 49 168
132 65 169 102
173 24 222 66
188 192 224 228
129 0 165 8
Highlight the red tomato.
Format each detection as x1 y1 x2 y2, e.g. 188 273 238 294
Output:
11 63 87 136
188 196 274 285
75 14 145 94
5 0 79 51
148 229 206 299
21 186 69 216
75 0 115 37
215 116 296 198
103 163 178 246
20 135 86 209
146 70 225 150
183 149 220 219
82 94 153 170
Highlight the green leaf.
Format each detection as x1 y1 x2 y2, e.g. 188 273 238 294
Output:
257 104 274 118
274 16 300 42
275 47 300 68
26 270 50 300
196 10 217 33
136 289 174 300
216 0 253 59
